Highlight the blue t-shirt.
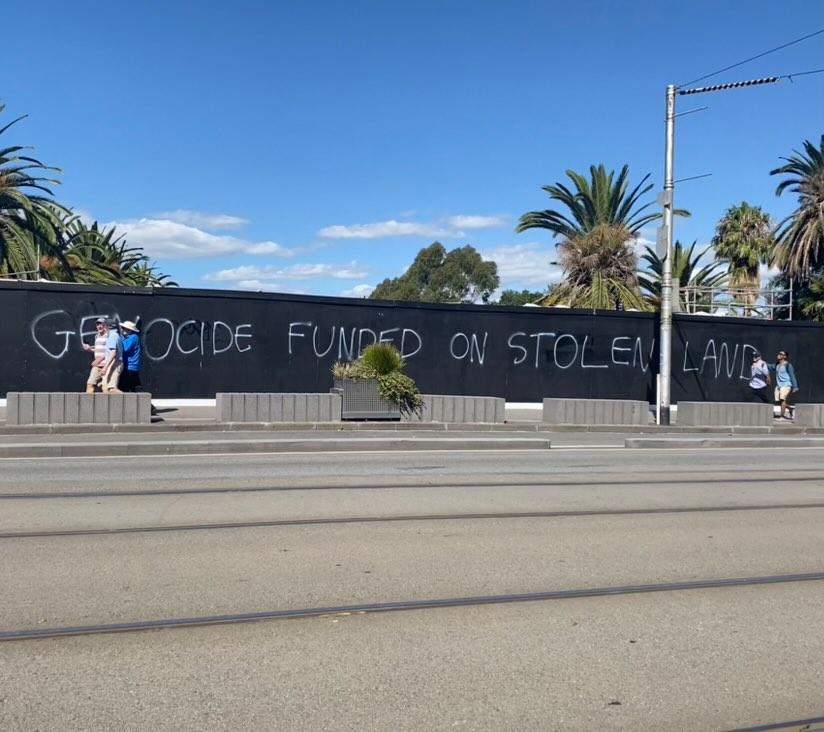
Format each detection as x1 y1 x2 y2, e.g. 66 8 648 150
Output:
776 363 791 387
105 330 123 364
121 333 141 372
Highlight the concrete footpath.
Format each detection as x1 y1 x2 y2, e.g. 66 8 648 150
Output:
0 426 822 458
1 402 821 456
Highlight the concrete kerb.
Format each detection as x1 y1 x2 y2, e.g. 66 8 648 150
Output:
626 436 824 449
0 420 821 437
0 436 553 458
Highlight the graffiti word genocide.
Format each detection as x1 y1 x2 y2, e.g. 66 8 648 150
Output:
30 310 253 361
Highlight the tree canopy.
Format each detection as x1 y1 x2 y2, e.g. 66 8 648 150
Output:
770 134 824 279
496 288 549 306
0 104 173 286
370 242 499 303
516 165 686 310
711 202 773 290
638 240 727 308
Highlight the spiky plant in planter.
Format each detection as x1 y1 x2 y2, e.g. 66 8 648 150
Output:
332 343 423 417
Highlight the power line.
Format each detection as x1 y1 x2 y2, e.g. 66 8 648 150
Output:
679 27 824 87
782 67 824 80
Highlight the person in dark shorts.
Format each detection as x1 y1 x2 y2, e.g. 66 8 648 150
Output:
746 351 771 403
118 320 142 392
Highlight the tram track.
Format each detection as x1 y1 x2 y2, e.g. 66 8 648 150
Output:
1 470 822 499
2 571 823 642
3 501 824 539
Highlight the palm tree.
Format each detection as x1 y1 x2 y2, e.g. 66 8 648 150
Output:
711 202 773 313
48 212 177 287
517 164 670 239
0 105 68 279
518 164 685 310
536 224 649 310
770 134 824 279
638 240 728 309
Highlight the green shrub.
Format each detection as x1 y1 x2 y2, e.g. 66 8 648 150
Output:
376 372 423 416
358 342 405 376
332 342 422 416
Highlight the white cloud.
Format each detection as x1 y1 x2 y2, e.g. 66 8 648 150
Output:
444 215 507 230
319 220 448 240
108 218 292 260
480 243 563 287
341 284 375 298
204 261 369 283
232 280 306 293
152 210 249 230
318 214 507 240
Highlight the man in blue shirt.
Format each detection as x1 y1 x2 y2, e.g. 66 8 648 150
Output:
119 320 142 392
771 350 799 420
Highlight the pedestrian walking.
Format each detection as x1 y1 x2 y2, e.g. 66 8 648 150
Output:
118 320 142 392
771 350 799 420
82 318 109 393
100 319 123 394
746 351 771 403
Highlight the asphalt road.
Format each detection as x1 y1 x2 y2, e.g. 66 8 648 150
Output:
2 447 823 730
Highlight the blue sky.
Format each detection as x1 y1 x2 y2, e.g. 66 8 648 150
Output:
6 1 824 297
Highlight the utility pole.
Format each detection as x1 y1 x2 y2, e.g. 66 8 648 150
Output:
657 84 676 425
656 75 780 425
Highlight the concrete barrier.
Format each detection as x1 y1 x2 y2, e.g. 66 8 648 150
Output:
402 395 505 423
676 401 773 426
542 398 649 425
216 393 342 422
794 404 824 428
6 392 151 425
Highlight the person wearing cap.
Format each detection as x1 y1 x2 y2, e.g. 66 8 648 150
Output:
746 350 771 403
118 320 142 393
100 319 124 394
82 318 109 393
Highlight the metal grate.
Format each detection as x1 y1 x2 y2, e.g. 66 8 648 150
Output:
333 379 400 420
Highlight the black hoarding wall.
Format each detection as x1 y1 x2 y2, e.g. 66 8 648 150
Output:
1 281 822 402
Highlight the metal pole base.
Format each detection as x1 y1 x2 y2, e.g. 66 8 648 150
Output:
659 406 671 426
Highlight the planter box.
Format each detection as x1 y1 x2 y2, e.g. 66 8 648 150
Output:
542 398 649 426
333 379 400 420
216 393 342 422
402 395 505 423
676 401 772 427
6 392 152 425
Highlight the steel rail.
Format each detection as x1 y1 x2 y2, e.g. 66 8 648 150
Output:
3 502 824 539
3 571 823 642
1 472 822 500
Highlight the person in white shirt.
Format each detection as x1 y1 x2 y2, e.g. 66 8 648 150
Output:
82 318 109 393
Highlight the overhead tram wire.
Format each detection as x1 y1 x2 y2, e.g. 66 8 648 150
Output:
678 67 824 96
678 27 824 88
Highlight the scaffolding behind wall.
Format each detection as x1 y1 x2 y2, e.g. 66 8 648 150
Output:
680 283 793 320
